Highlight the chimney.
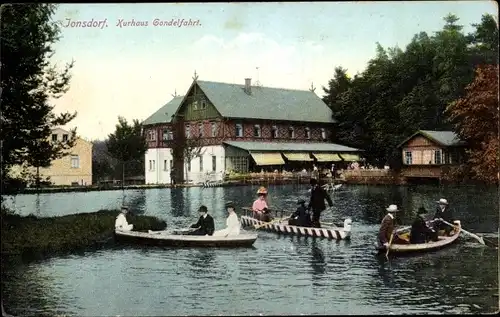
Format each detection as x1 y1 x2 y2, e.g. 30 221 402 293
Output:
244 78 251 95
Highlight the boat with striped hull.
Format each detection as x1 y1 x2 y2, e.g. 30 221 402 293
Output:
240 215 352 240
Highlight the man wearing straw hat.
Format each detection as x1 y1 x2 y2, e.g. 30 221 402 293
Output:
433 198 453 235
378 204 398 249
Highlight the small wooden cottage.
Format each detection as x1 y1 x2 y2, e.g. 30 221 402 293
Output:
397 130 467 179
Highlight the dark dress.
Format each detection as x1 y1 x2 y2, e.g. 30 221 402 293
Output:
410 216 438 244
307 185 334 228
189 214 215 236
288 205 312 227
432 206 453 234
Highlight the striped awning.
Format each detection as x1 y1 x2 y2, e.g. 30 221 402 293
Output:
340 153 361 162
312 153 343 162
282 152 313 161
250 152 285 166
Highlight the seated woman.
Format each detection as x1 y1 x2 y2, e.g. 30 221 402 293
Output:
213 202 241 237
115 206 134 231
288 199 312 227
252 186 273 222
410 208 438 244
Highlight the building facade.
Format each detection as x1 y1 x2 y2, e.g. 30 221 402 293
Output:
9 128 93 186
397 130 467 179
142 78 362 184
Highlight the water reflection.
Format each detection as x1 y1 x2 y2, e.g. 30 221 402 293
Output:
170 188 186 217
310 240 326 284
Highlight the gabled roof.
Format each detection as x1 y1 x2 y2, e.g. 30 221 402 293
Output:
223 141 361 152
397 130 466 148
142 96 184 126
194 80 335 124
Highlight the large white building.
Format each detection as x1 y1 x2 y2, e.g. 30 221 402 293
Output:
142 78 361 185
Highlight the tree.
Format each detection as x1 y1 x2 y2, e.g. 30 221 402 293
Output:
446 65 499 183
1 4 77 193
321 13 498 168
106 117 148 186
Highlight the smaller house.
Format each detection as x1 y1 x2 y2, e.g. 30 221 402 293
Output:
10 128 93 186
397 130 467 179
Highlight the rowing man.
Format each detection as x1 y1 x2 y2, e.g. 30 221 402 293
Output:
378 204 398 249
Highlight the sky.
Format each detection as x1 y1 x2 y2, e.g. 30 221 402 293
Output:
48 1 498 141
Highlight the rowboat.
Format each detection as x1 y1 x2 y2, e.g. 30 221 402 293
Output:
375 220 462 256
240 208 352 240
114 229 258 248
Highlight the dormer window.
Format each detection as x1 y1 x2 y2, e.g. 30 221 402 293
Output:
288 127 295 139
253 124 261 137
305 127 311 139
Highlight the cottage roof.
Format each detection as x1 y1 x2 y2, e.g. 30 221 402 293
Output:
196 80 335 123
397 130 466 148
142 96 184 125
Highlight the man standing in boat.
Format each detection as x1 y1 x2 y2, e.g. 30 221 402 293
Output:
188 205 215 236
307 178 333 228
378 204 398 249
433 198 453 235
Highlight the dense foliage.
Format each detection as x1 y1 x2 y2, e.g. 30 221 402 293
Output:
446 65 499 183
1 4 78 192
322 14 498 173
105 117 148 184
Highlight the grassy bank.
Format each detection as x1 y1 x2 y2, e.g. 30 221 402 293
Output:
1 209 167 262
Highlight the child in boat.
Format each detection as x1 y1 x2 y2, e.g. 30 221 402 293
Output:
410 207 438 244
115 206 134 232
213 202 241 237
188 205 215 236
252 186 272 222
288 199 312 227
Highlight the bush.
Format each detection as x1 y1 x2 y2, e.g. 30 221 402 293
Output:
1 208 167 261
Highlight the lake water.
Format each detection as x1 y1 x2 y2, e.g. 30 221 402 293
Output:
2 184 499 315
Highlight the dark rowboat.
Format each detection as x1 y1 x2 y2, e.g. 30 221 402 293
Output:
114 229 258 248
375 220 462 256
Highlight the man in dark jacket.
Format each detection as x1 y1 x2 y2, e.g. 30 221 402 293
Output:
432 198 453 235
288 199 312 227
188 205 215 236
307 178 333 228
410 207 438 244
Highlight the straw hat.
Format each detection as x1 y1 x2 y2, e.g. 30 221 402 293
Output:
436 198 448 205
257 186 268 195
386 204 399 213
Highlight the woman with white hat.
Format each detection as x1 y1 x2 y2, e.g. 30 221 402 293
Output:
378 204 398 249
433 198 453 235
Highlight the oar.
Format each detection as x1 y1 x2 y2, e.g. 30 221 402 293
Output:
254 218 288 229
385 232 395 259
440 219 486 245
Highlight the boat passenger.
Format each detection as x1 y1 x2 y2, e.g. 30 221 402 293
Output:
252 186 272 222
307 178 333 228
432 198 453 235
188 205 215 236
288 199 312 227
213 202 241 237
115 206 134 232
410 207 438 244
378 204 398 249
